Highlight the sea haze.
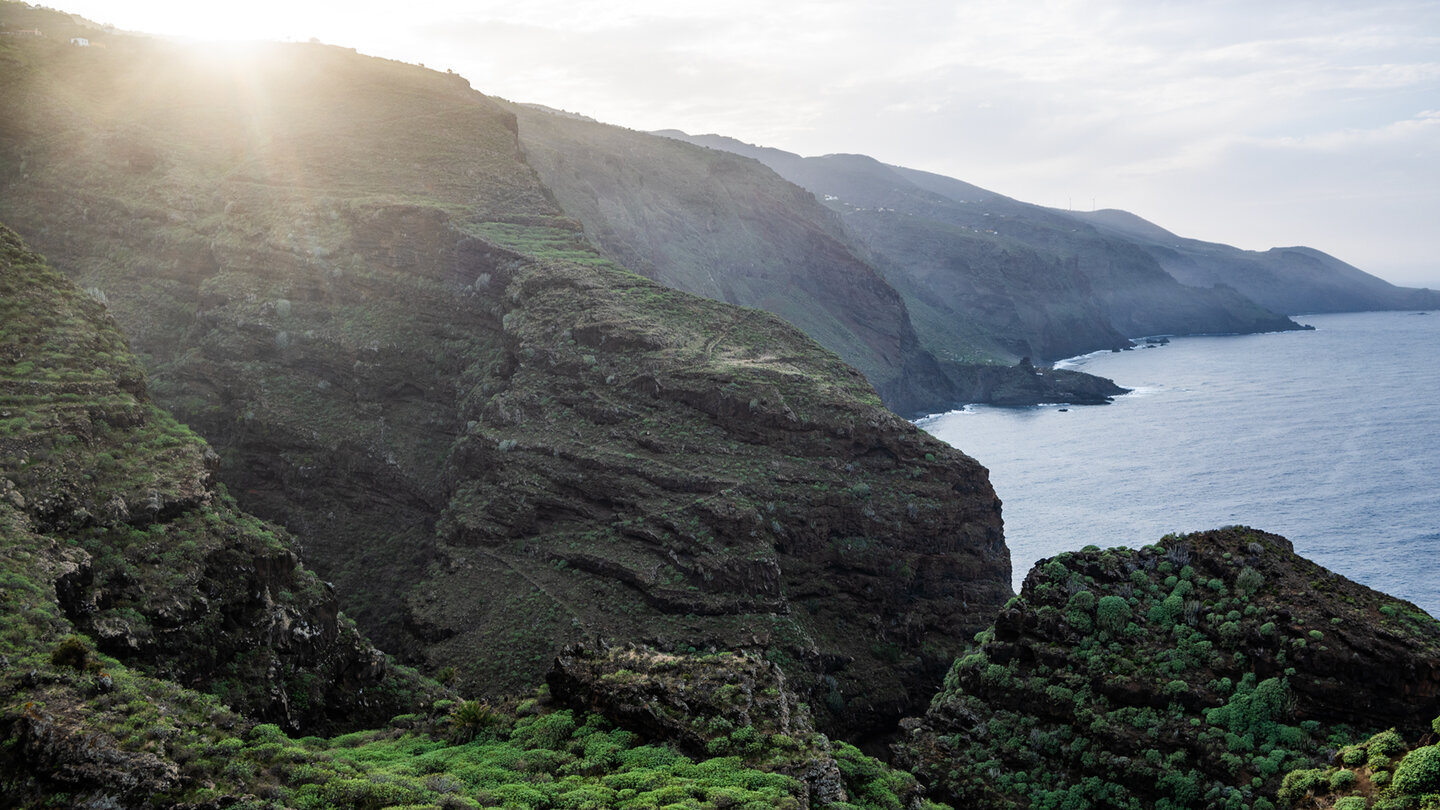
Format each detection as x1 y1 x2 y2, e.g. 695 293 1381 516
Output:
921 310 1440 616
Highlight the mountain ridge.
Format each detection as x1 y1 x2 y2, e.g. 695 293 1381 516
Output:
665 129 1436 325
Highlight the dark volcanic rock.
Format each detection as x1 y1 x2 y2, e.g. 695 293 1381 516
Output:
895 527 1440 808
938 358 1128 408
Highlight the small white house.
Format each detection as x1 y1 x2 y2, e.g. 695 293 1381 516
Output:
70 37 89 46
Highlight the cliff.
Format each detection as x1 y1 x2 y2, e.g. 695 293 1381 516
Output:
0 20 1012 736
0 223 449 801
508 103 1126 415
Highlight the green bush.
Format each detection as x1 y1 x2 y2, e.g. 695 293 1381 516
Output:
1096 596 1131 633
1391 745 1440 795
1333 798 1366 810
50 635 91 670
1277 768 1326 806
1329 768 1357 792
1368 729 1407 757
1235 567 1265 596
1149 593 1185 625
513 710 578 750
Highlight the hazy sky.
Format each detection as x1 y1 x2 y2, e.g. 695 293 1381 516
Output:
57 1 1440 287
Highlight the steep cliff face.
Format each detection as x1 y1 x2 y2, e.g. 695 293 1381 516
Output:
408 252 1010 735
0 225 935 810
895 528 1440 808
504 104 958 415
0 225 436 741
0 26 1012 735
509 109 1127 415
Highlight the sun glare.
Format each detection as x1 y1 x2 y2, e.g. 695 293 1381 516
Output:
57 1 335 44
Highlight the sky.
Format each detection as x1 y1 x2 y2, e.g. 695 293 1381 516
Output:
52 0 1440 288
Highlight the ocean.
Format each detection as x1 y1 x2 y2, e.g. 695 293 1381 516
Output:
918 310 1440 616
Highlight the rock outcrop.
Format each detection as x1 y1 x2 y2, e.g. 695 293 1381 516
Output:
895 527 1440 808
548 644 849 808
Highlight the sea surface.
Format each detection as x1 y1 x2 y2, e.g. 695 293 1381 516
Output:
919 310 1440 617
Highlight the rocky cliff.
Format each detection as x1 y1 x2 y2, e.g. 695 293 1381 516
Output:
0 222 447 801
505 102 954 415
0 18 1012 736
509 104 1126 415
895 527 1440 808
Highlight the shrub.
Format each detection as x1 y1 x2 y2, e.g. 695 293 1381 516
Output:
1235 567 1264 596
1096 596 1131 633
1329 768 1357 792
1391 745 1440 795
1277 769 1326 806
50 635 91 670
513 710 578 751
1367 729 1407 757
982 663 1013 688
1334 798 1366 810
1066 591 1096 633
1150 593 1184 625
